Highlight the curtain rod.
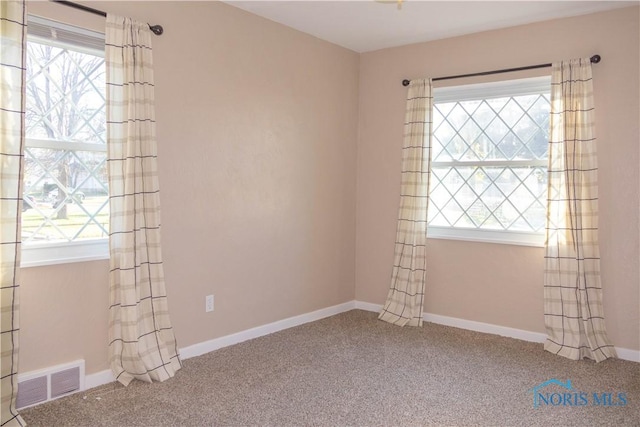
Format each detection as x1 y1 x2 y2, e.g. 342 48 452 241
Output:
51 0 164 35
401 54 601 86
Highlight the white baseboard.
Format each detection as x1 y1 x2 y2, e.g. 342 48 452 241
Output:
616 347 640 363
179 301 356 359
354 300 384 313
26 298 639 402
422 312 547 343
355 300 640 363
85 369 115 390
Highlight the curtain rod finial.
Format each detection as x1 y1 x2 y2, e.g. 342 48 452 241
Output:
402 79 410 86
149 25 163 35
591 54 601 64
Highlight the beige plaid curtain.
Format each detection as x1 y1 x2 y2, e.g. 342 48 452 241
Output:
379 79 432 327
106 14 181 385
0 1 26 425
544 58 616 362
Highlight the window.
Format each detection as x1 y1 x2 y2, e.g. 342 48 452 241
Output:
427 77 551 246
22 17 108 266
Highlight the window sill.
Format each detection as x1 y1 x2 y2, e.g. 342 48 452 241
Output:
427 226 544 247
21 239 109 268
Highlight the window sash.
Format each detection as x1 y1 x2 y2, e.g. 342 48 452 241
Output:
22 16 109 266
27 15 105 57
428 77 550 246
432 159 547 168
434 76 551 103
26 138 106 152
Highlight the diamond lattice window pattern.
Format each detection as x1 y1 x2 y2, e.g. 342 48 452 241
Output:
23 39 109 244
428 80 550 235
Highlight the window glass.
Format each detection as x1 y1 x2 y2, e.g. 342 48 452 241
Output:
428 77 550 246
22 17 108 266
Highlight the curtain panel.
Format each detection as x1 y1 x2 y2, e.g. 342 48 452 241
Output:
379 79 433 327
544 58 616 362
0 0 26 425
106 14 181 385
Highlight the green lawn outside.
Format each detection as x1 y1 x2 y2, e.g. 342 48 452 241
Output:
22 196 109 241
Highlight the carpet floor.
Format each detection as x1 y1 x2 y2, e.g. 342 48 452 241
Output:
21 310 639 426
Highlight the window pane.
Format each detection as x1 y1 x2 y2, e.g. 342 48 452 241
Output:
23 147 108 242
429 81 550 237
429 165 548 233
24 36 108 245
26 42 106 144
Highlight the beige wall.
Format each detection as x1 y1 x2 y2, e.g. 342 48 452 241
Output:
356 7 640 350
21 1 359 374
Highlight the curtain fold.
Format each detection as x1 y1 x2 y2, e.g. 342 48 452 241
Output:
0 1 26 425
544 58 616 362
106 14 181 385
379 79 433 327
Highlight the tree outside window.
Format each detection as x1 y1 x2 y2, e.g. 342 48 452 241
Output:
23 39 109 243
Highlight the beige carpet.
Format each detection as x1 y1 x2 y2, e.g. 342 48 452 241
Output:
21 310 639 426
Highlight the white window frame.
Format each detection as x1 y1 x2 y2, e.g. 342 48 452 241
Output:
21 16 108 268
427 76 551 247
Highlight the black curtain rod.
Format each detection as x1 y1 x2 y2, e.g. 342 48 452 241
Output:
52 0 164 35
402 54 601 86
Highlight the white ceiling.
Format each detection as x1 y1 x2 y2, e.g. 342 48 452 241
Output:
224 1 637 52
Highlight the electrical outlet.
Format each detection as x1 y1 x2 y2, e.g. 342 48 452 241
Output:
205 295 214 313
